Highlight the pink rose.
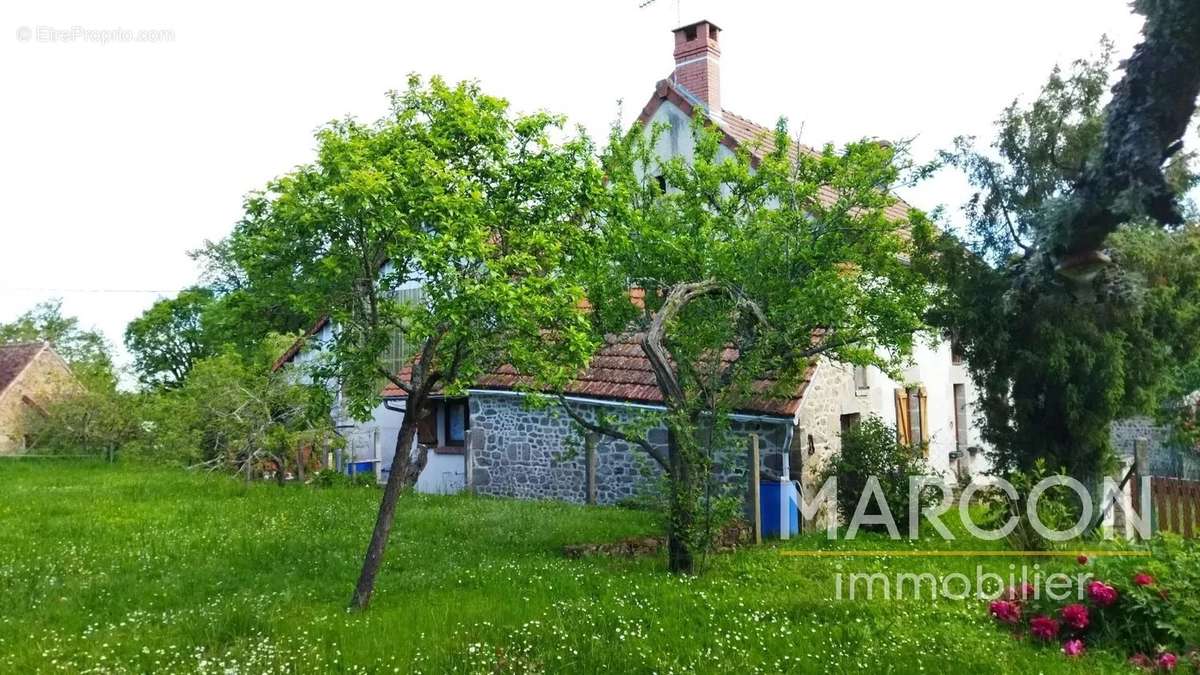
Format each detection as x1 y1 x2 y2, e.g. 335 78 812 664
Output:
1060 603 1089 631
1134 572 1155 586
1002 582 1035 601
989 599 1021 625
1129 653 1153 669
1087 580 1118 607
1158 652 1178 670
1062 639 1085 657
1030 615 1060 641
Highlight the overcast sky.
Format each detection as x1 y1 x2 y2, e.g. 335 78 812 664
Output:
0 1 1146 373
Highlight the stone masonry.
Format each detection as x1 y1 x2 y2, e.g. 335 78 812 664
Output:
468 392 789 506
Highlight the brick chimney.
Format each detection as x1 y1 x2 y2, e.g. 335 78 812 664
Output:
671 20 721 117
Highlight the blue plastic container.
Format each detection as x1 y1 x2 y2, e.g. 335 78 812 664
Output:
759 480 799 538
347 461 375 476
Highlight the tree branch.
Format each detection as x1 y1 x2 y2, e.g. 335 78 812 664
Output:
641 279 723 407
1051 0 1200 257
556 395 669 473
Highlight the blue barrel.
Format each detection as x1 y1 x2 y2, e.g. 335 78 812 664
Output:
347 461 375 476
759 480 799 538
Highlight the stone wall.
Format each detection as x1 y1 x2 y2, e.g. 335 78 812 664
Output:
467 392 789 506
1111 416 1198 479
793 360 849 492
0 348 78 454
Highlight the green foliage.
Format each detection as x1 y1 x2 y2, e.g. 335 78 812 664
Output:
129 348 338 474
1089 536 1200 654
975 459 1081 551
934 40 1114 263
223 75 602 422
189 239 313 358
820 416 937 534
916 42 1200 481
124 286 220 389
582 114 931 569
0 298 115 386
26 386 144 461
994 536 1200 660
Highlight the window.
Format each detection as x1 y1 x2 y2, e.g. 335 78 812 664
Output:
380 287 427 378
840 413 861 434
444 399 469 446
894 386 929 454
954 384 969 451
654 173 668 194
416 400 439 446
950 334 965 365
853 365 869 390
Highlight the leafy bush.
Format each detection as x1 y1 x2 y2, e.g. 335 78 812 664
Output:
987 536 1200 666
975 459 1082 551
26 386 144 461
820 416 939 533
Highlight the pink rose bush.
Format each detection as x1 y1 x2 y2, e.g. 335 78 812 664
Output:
1029 615 1060 641
1087 580 1118 607
989 599 1021 625
1001 582 1035 601
985 551 1195 667
1059 603 1088 631
1061 639 1085 657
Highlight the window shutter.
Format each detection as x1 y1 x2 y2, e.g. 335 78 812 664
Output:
416 400 438 446
918 386 930 456
894 388 911 446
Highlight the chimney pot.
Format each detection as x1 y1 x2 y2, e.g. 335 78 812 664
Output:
671 20 721 117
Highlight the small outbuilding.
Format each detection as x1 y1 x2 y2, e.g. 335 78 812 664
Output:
0 342 78 453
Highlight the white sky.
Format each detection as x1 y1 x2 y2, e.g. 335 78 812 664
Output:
0 0 1145 374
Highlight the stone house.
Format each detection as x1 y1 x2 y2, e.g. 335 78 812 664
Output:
0 342 79 453
276 19 992 503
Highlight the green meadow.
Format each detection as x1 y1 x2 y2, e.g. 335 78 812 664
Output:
0 460 1126 673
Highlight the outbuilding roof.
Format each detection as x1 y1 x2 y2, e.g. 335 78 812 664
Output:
0 342 48 398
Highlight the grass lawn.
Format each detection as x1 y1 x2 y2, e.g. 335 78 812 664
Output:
0 460 1131 673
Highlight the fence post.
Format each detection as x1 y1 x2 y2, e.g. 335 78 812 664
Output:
585 432 598 505
1134 439 1151 538
750 434 762 545
373 427 381 483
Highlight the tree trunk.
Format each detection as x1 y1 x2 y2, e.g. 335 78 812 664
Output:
666 427 696 574
350 395 423 610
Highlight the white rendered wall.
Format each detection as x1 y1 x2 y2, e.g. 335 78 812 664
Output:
835 335 991 479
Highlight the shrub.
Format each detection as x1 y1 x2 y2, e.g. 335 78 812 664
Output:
820 416 939 533
26 386 145 461
975 459 1082 551
985 535 1200 665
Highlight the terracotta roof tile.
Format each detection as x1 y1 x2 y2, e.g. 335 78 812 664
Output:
384 331 812 418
